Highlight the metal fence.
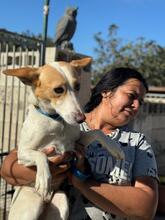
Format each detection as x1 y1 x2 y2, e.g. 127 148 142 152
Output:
0 29 43 220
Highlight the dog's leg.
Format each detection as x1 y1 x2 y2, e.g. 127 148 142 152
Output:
18 149 51 199
8 186 44 220
39 191 69 220
79 130 125 160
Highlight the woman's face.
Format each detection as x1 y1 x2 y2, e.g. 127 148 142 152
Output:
101 78 147 127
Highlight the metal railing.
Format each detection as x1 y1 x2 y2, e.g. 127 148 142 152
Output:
0 29 42 220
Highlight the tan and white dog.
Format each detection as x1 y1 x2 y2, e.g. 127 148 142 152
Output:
3 58 124 220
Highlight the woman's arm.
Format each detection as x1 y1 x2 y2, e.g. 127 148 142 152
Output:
70 173 158 220
68 149 158 220
0 148 72 187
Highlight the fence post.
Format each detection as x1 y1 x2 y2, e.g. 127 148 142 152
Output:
40 0 50 65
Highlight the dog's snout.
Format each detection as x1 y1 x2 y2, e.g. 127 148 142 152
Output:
74 112 86 124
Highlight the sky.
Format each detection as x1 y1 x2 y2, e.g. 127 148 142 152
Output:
0 0 165 58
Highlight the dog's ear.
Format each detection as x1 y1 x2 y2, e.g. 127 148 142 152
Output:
3 67 40 86
70 57 92 68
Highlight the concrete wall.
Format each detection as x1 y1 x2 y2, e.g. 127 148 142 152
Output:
132 102 165 176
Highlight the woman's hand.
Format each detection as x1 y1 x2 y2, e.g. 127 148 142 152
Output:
44 147 73 189
1 147 72 188
67 144 90 188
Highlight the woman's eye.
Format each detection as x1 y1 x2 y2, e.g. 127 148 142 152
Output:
128 93 135 99
74 83 80 91
54 87 64 94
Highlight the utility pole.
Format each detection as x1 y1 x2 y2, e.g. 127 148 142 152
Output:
41 0 50 65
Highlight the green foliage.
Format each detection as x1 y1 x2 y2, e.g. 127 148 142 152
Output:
92 24 165 86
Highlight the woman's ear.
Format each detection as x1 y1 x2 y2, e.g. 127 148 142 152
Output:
101 91 112 98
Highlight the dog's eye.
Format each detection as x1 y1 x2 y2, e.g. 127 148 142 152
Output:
54 87 64 94
74 83 80 91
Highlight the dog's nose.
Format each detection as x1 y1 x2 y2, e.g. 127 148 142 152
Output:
75 112 86 124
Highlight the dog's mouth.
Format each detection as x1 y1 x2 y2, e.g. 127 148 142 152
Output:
65 111 86 125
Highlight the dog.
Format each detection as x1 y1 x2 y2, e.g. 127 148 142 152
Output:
3 58 124 220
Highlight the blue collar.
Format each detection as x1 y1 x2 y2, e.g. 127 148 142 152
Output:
35 106 63 121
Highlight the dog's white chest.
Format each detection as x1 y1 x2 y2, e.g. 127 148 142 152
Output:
19 105 81 153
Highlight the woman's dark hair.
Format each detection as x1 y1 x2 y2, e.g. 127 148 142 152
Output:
84 67 148 113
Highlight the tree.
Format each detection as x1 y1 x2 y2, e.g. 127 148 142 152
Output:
92 24 165 86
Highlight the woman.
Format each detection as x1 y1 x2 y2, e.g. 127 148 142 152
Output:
1 67 158 220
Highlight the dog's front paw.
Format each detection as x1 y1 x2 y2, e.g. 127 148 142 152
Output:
35 163 52 200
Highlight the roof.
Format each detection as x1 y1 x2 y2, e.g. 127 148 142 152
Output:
149 86 165 93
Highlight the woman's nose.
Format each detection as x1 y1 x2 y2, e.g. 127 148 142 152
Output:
132 99 140 110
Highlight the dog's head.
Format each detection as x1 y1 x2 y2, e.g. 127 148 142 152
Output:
3 57 92 125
